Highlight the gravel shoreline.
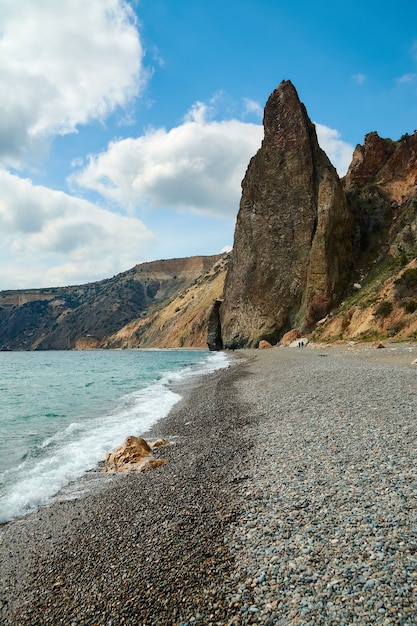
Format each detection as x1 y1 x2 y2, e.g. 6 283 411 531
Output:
1 343 417 625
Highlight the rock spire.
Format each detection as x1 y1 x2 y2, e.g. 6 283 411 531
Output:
219 80 352 348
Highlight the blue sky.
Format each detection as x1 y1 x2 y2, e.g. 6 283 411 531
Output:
1 0 416 289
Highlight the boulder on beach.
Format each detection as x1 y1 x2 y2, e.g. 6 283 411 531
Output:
103 436 169 473
258 340 273 350
371 342 385 349
280 329 301 346
150 438 170 448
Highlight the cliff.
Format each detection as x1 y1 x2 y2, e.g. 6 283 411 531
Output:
219 80 351 348
101 254 229 349
0 255 228 350
312 130 417 343
345 130 417 267
216 83 417 348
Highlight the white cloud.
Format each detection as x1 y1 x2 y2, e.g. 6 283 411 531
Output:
72 100 353 218
0 0 144 167
242 98 263 119
315 124 354 176
352 73 366 85
0 112 353 289
397 73 417 84
71 102 264 218
0 171 154 288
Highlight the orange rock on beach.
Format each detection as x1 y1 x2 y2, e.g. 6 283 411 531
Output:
280 329 301 346
258 340 273 350
103 436 169 473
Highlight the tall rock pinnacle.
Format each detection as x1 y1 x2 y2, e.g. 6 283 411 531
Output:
219 80 351 348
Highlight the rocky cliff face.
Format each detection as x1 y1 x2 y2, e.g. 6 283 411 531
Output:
313 130 417 343
344 131 417 202
102 254 229 349
219 80 352 348
344 131 417 270
0 255 227 350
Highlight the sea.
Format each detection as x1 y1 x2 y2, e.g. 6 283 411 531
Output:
0 348 229 524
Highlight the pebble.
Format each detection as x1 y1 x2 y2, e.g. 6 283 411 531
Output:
1 345 417 624
224 346 417 624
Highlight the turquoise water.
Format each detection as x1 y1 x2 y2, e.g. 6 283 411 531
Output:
0 349 229 523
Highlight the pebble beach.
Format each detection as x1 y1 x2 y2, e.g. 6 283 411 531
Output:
1 343 417 625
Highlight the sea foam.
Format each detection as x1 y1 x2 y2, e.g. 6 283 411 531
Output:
0 349 230 523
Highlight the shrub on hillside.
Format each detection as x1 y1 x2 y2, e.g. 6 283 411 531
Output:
374 300 393 318
394 267 417 298
403 300 417 313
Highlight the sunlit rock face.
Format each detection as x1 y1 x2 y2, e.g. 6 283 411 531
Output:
220 80 351 348
344 130 417 263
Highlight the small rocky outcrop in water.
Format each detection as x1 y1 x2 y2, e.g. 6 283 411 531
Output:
219 80 352 348
103 436 169 473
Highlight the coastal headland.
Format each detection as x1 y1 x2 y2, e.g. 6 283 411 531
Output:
1 343 417 624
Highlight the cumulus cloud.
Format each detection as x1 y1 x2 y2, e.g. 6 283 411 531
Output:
315 124 354 176
0 171 154 288
71 102 264 218
72 100 353 217
0 0 144 167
